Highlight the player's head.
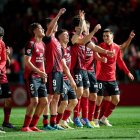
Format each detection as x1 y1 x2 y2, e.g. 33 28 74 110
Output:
29 22 45 38
103 28 114 44
72 15 80 27
0 26 4 37
55 29 69 44
72 15 82 34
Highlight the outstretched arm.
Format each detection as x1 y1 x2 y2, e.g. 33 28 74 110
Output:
71 10 86 44
46 8 66 36
87 41 115 57
120 30 135 54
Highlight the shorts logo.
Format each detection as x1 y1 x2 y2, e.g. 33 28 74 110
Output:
115 86 119 91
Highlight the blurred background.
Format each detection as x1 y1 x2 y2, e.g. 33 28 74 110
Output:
0 0 140 106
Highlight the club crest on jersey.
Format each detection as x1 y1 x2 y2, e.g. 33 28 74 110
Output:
36 49 39 52
27 49 31 54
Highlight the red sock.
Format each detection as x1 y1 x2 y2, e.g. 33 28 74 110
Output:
74 99 81 118
29 115 39 127
88 100 96 121
62 110 71 121
50 115 56 126
3 107 11 123
81 97 88 119
99 100 111 119
43 115 49 126
104 102 116 118
23 115 32 127
94 105 101 119
56 113 63 124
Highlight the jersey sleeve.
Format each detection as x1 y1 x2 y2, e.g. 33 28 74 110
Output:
24 41 35 56
0 42 6 71
117 49 129 74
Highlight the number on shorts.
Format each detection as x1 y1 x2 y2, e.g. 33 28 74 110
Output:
75 74 82 81
53 79 57 86
30 84 34 91
98 83 102 89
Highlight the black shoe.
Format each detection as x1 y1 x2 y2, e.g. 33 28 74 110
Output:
2 122 15 128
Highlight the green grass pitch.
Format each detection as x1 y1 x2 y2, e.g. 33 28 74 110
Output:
0 107 140 140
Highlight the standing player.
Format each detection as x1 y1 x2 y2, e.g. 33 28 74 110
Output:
0 26 14 131
42 8 67 130
55 29 78 129
98 30 135 120
94 28 134 127
70 11 114 128
21 23 48 132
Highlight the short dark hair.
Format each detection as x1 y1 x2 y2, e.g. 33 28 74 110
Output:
28 22 40 37
103 28 114 34
72 15 80 27
0 26 4 37
42 18 52 31
55 29 68 40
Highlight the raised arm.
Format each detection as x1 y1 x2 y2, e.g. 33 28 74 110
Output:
46 8 66 36
77 24 101 45
120 30 135 54
71 10 86 44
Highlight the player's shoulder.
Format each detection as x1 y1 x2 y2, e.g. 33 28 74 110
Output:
113 42 120 49
0 39 5 47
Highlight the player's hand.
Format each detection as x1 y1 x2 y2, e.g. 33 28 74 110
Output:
42 78 47 83
129 30 135 39
58 8 66 16
39 71 47 79
93 24 101 34
70 79 77 91
128 72 134 81
106 50 115 57
101 57 107 63
79 10 85 20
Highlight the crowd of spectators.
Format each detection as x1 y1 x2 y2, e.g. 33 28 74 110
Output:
0 0 140 83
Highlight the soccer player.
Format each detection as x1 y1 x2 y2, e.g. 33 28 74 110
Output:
42 8 67 130
70 11 114 128
55 29 78 129
98 30 135 120
0 26 14 130
94 28 134 127
81 22 106 127
21 23 48 132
